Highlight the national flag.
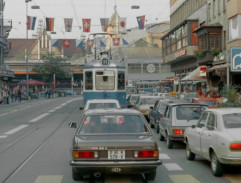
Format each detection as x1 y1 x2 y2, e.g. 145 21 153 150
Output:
119 17 127 33
100 18 109 32
46 17 55 31
76 40 84 48
122 38 128 46
82 19 91 32
27 16 37 30
113 38 120 46
64 18 73 32
63 40 71 48
136 15 145 29
51 39 58 47
87 39 94 48
100 40 106 47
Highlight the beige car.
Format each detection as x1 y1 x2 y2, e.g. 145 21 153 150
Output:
185 108 241 176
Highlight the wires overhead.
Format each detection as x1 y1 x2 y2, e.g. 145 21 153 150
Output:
70 0 81 31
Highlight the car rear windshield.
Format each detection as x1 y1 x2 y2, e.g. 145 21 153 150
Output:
223 113 241 128
88 103 117 109
78 115 150 134
176 106 206 120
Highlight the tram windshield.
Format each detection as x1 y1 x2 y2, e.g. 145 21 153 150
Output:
96 71 115 90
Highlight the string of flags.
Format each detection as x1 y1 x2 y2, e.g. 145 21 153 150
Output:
27 15 146 33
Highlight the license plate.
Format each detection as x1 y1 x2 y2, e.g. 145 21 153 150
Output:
108 150 125 160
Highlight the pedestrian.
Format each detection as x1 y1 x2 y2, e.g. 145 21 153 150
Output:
196 87 202 97
18 88 22 102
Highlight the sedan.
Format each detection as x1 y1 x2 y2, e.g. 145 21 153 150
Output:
185 108 241 176
69 108 162 181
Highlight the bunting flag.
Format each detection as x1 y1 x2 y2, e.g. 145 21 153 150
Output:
119 17 127 33
63 40 71 48
82 19 91 32
136 15 145 29
122 38 128 46
100 18 109 32
100 40 106 47
87 39 94 48
64 18 73 32
113 37 120 46
76 40 84 48
27 16 37 30
51 39 58 47
46 17 55 31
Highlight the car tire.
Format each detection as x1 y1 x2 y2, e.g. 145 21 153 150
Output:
160 133 165 141
166 134 173 149
186 140 195 160
210 151 224 177
145 170 156 181
72 168 83 181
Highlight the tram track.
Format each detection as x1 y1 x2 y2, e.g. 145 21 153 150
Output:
1 100 80 183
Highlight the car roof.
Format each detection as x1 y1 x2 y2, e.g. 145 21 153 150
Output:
204 108 241 114
86 99 120 103
84 108 141 115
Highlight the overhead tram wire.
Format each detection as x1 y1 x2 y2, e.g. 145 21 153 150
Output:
70 0 82 31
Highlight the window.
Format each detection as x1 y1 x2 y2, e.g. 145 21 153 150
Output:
213 0 216 18
117 72 125 90
223 113 241 128
85 71 93 90
207 113 216 130
128 63 141 73
210 34 220 50
95 71 115 90
199 38 205 50
197 112 208 128
229 15 241 41
223 31 226 49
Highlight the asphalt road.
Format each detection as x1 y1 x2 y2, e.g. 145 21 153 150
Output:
0 96 240 183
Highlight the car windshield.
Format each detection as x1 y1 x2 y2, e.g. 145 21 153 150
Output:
130 96 139 103
176 106 206 121
199 100 217 106
78 114 149 134
87 103 117 109
223 113 241 128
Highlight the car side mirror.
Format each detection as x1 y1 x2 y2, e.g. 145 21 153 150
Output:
79 106 84 110
191 125 196 128
69 122 77 128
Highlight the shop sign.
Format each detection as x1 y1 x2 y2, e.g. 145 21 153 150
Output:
147 64 156 73
200 66 207 77
173 76 179 85
231 47 241 72
175 49 187 58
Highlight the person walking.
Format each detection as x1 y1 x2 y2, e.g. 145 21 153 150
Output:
18 88 22 102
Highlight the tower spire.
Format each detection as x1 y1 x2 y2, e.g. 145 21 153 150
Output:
114 0 117 12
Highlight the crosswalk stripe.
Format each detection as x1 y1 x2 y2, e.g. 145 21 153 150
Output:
169 175 200 183
4 125 28 135
34 175 63 183
164 163 183 171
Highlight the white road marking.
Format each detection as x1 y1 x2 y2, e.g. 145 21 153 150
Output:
0 135 8 138
159 153 170 159
54 106 62 110
48 110 55 113
164 163 183 171
4 125 28 135
29 113 49 123
34 175 63 183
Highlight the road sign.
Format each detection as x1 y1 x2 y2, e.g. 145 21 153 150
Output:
231 47 241 72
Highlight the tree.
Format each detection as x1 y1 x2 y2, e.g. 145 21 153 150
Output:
32 53 72 84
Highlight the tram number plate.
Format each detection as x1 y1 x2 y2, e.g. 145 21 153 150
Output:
108 150 125 160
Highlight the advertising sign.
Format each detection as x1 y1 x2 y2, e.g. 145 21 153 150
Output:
231 47 241 72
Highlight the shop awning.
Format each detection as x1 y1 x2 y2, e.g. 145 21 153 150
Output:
207 63 227 72
181 66 207 82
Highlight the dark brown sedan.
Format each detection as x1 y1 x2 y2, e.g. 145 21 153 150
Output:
69 108 162 181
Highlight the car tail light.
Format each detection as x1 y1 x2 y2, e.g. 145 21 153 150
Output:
141 110 145 113
173 129 182 135
73 150 98 159
134 150 159 158
230 143 241 150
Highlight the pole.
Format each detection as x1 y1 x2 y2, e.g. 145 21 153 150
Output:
71 73 74 95
227 49 230 87
0 0 4 67
25 0 30 99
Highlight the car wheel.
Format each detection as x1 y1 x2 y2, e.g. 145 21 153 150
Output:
166 134 173 149
210 151 224 176
72 168 83 181
186 140 195 160
145 170 156 181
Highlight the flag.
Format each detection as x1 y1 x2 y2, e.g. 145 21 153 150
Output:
51 39 58 47
63 40 71 48
27 16 37 30
100 40 106 47
100 18 109 32
46 17 54 31
76 40 84 48
113 38 120 46
122 38 128 46
136 15 145 29
64 18 73 32
87 39 94 48
82 19 91 32
119 17 127 33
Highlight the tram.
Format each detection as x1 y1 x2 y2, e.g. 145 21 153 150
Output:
82 51 127 107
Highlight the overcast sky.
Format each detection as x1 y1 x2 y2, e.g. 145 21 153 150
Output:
4 0 170 39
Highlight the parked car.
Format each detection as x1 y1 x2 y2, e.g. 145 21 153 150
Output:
185 108 241 176
80 99 121 110
191 97 218 108
134 95 162 121
158 103 207 149
69 108 162 181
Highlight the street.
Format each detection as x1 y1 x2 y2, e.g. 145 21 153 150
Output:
0 96 241 183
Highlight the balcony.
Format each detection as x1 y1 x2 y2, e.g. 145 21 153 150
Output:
196 50 214 65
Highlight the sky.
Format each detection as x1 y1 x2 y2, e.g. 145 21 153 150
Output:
4 0 170 39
